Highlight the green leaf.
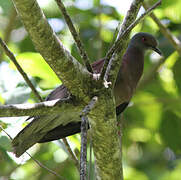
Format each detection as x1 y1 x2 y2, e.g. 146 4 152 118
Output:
10 52 61 88
0 136 12 152
159 110 181 152
159 0 181 23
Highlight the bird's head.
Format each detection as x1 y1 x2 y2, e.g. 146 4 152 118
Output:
129 32 162 55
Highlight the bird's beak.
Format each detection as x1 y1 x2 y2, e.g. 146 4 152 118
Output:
151 46 162 56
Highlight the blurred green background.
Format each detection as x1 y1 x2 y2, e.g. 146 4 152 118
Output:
0 0 181 179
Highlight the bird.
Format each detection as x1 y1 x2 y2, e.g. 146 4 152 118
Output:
12 32 162 157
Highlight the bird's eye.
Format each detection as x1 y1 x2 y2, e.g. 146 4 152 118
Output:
142 37 146 43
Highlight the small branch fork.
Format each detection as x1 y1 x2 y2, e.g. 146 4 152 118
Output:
80 97 98 180
101 0 162 82
55 0 93 73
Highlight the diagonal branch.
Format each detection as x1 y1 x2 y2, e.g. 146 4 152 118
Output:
55 0 93 73
0 37 43 101
80 97 98 180
61 138 80 172
12 0 92 100
0 98 77 117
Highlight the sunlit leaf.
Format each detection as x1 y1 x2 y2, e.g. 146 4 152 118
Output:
9 52 61 88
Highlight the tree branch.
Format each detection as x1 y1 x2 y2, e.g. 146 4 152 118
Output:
12 0 92 100
62 138 80 172
55 0 93 73
0 98 78 117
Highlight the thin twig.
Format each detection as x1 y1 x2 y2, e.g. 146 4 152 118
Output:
143 2 181 55
55 0 93 73
101 0 161 81
62 138 80 172
0 126 66 180
0 37 43 102
27 152 66 180
80 115 88 180
110 22 121 47
80 97 98 180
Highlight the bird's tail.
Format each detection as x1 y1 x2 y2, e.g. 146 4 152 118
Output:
12 114 61 157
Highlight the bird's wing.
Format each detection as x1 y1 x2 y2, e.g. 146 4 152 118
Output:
12 84 80 157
